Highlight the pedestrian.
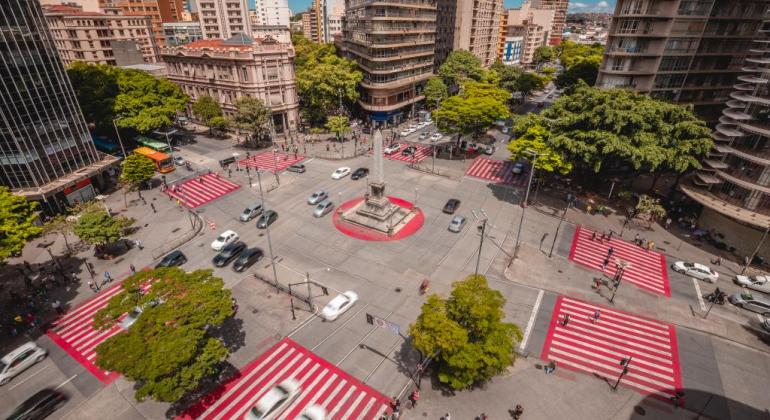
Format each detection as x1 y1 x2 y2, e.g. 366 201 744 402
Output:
51 300 64 315
562 313 570 326
602 257 610 270
648 241 655 251
150 202 156 213
544 360 556 374
607 247 614 258
593 309 601 324
135 239 143 250
744 256 751 267
444 413 451 420
129 264 136 274
665 217 672 229
228 168 232 177
409 389 420 407
478 414 488 420
634 233 641 246
513 405 524 419
714 256 722 266
199 177 204 184
294 151 298 160
607 231 613 241
591 231 597 241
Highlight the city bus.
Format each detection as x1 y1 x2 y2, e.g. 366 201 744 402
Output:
91 136 122 156
134 147 175 173
134 135 170 153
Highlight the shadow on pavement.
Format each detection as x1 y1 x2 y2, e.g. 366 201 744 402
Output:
634 388 768 420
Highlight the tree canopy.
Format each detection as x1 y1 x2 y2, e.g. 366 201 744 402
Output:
73 207 133 246
67 62 119 132
438 50 485 88
191 95 222 125
120 153 156 202
433 81 510 140
232 97 272 146
424 77 449 109
533 45 554 64
0 188 42 262
556 41 604 69
513 72 548 101
409 275 522 389
554 41 603 90
93 268 233 402
511 85 713 179
325 115 351 140
508 114 573 175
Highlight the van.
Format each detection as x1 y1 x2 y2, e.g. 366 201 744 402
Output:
240 202 263 222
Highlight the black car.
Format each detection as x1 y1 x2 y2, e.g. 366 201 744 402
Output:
155 250 187 268
287 164 306 173
401 146 417 156
443 198 461 214
7 389 67 420
351 167 369 180
256 210 278 229
233 248 264 272
212 241 246 267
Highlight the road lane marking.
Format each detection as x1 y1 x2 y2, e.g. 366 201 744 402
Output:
519 289 544 351
54 374 78 390
8 363 51 390
693 278 706 311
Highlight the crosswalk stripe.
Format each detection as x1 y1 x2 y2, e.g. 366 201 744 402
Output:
560 300 671 336
230 360 320 420
165 173 240 208
339 392 366 420
327 387 356 418
464 156 521 185
282 372 338 419
53 286 124 330
551 333 674 372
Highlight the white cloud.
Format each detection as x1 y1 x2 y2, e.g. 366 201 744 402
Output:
570 2 588 8
597 0 609 8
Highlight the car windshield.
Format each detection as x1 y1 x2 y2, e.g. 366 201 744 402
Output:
327 296 347 310
216 235 226 242
683 262 694 268
452 217 462 224
742 293 754 300
0 360 6 371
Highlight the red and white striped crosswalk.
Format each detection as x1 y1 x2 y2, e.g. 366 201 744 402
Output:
177 338 391 420
542 297 682 400
384 143 432 163
465 156 524 185
569 226 671 296
165 173 240 209
45 282 150 384
237 151 305 173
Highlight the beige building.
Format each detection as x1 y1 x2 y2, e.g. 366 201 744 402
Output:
43 4 159 66
252 25 292 43
338 0 437 125
110 0 186 47
597 0 770 122
195 0 252 39
252 0 292 27
435 0 504 67
499 1 554 65
40 0 101 11
532 0 567 45
161 35 300 137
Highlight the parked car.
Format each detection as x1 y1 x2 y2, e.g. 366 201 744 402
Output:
512 162 525 174
417 121 429 129
286 164 306 173
418 132 430 140
399 129 413 137
321 291 359 321
384 144 401 155
240 202 263 222
443 198 461 214
296 405 326 420
481 145 495 155
307 191 328 205
0 342 47 386
211 230 238 251
763 318 770 333
213 241 247 267
245 378 302 420
729 292 770 316
401 146 417 156
672 261 719 283
233 248 264 272
331 167 351 180
6 388 67 420
734 274 770 294
430 133 443 142
351 167 369 180
313 200 335 218
155 250 187 268
256 210 278 229
448 215 466 233
173 156 186 166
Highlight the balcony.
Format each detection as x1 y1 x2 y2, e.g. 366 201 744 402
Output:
680 182 770 225
359 94 425 112
715 123 743 137
607 46 651 54
737 74 769 84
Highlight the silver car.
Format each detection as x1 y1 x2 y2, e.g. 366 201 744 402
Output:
448 215 466 233
729 292 770 316
0 342 47 385
313 200 334 218
240 202 263 222
734 275 770 294
308 191 328 205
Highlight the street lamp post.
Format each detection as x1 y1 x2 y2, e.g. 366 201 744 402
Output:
612 357 632 391
154 128 177 160
256 168 280 293
511 150 540 264
475 218 487 276
548 195 573 258
111 118 127 157
742 225 769 274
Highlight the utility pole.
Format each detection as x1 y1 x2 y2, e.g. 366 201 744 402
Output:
111 118 127 157
549 195 573 258
256 168 280 293
742 225 769 274
476 218 487 276
305 272 313 310
511 150 540 264
613 357 632 391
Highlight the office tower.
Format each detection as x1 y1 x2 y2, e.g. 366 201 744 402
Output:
597 0 770 121
532 0 567 45
195 0 252 39
338 0 437 125
499 1 554 64
0 0 118 210
110 0 186 47
435 0 504 67
253 0 291 27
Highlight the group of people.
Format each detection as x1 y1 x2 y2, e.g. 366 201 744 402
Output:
632 234 656 251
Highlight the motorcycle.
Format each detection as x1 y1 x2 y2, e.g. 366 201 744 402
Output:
704 289 727 305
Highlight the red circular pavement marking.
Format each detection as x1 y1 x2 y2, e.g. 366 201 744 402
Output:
332 196 424 241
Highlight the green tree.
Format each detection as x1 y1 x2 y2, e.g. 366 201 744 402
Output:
43 215 74 252
232 97 272 147
438 50 485 88
508 115 573 175
113 69 189 133
0 188 42 262
533 45 554 64
434 81 510 142
635 195 667 227
191 95 223 130
513 72 547 102
555 58 600 90
208 116 229 134
409 275 522 389
67 62 119 131
557 41 604 69
120 153 156 204
73 208 133 247
325 115 351 141
93 268 232 402
424 77 449 109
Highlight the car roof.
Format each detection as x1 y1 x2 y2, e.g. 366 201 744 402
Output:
221 229 236 236
245 202 262 209
452 215 465 222
241 248 263 256
1 342 38 363
166 250 183 257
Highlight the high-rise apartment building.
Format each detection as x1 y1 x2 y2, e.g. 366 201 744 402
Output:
435 0 504 67
338 0 437 125
195 0 252 39
597 0 770 121
1 0 118 210
44 4 159 66
498 1 554 65
680 18 770 262
111 0 186 47
532 0 567 45
252 0 291 27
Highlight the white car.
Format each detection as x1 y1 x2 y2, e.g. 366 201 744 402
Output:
0 342 47 385
399 129 412 137
321 291 359 321
417 121 429 129
296 405 326 420
734 275 770 294
429 133 443 142
384 144 402 155
245 378 302 420
672 261 719 283
211 230 239 251
331 167 351 180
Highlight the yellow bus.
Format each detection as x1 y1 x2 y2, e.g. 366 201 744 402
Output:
134 147 175 173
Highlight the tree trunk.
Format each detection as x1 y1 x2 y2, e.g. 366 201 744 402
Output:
648 172 662 193
122 190 128 209
60 232 71 252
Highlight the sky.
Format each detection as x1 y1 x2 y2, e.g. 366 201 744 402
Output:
268 0 615 14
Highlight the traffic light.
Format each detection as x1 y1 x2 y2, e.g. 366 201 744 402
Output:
366 313 374 325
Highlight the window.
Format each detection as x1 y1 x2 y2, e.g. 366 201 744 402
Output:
658 56 691 71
